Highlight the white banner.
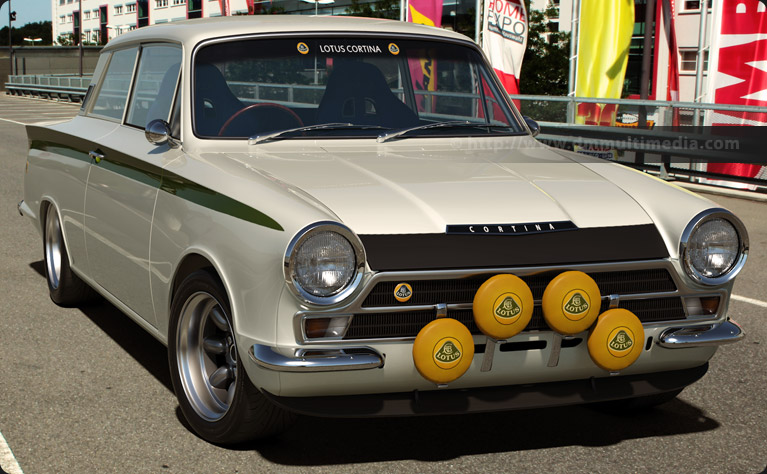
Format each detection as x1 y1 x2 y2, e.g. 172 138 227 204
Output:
481 0 528 95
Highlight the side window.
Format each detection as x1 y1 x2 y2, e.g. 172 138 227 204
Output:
80 52 111 114
126 45 182 128
90 47 138 121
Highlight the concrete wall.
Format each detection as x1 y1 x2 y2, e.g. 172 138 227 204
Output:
2 46 102 91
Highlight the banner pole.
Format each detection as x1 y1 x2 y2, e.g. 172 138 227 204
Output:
475 0 481 43
567 0 580 123
693 0 709 125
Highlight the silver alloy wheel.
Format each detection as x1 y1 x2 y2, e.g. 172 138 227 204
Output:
44 207 63 290
176 292 238 422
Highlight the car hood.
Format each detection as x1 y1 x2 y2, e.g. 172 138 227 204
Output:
228 137 653 235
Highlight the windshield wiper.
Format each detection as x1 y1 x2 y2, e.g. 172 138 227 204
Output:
249 123 389 144
376 120 509 143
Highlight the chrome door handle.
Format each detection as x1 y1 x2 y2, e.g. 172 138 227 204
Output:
89 150 104 163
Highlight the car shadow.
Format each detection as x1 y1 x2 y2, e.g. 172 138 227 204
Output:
29 260 173 393
251 399 719 464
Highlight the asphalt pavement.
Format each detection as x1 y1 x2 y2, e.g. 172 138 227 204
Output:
1 94 766 473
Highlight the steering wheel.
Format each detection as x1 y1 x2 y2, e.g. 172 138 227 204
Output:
218 103 304 137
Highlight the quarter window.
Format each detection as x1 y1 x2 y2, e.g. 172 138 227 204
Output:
126 45 182 128
90 47 138 121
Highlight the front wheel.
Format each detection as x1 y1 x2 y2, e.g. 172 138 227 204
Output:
168 270 294 444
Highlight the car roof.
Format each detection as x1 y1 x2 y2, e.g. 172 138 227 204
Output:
103 15 473 51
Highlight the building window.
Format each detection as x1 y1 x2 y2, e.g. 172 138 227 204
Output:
173 0 185 5
684 0 712 10
680 50 709 72
67 14 73 23
115 5 123 14
157 0 169 7
126 3 137 12
84 11 91 19
93 9 100 17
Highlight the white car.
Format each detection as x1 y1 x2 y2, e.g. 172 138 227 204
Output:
20 15 749 444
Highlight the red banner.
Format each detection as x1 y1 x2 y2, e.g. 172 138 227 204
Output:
706 0 767 186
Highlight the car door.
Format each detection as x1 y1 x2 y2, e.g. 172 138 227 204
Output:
83 43 183 327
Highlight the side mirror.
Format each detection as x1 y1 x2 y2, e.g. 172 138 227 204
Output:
523 116 540 137
145 119 180 148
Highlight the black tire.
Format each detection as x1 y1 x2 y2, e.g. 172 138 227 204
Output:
168 270 295 444
43 203 95 306
592 388 683 414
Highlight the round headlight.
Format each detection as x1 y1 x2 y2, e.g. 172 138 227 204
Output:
285 222 365 305
681 210 748 285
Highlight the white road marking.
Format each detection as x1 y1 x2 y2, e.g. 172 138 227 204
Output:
0 117 27 126
732 294 767 309
0 431 24 474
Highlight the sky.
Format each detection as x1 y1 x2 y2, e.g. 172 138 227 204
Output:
1 0 52 28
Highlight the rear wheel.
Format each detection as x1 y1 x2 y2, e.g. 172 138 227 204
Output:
43 203 94 306
168 270 295 444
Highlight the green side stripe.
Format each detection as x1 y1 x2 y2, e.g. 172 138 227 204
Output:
30 140 90 163
29 136 283 232
98 150 163 188
160 172 284 231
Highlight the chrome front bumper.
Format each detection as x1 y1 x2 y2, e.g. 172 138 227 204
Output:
249 344 385 372
658 320 744 348
250 320 743 373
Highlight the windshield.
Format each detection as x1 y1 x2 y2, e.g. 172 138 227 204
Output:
193 36 524 140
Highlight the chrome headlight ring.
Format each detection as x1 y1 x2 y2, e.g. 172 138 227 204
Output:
284 221 366 306
679 208 749 286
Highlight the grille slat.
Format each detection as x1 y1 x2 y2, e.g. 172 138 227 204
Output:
361 268 676 307
344 268 683 340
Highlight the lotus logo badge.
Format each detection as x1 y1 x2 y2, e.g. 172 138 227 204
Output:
394 283 413 302
297 42 309 55
609 330 633 351
433 338 462 369
495 296 521 318
492 293 522 324
607 327 635 357
388 43 400 55
562 290 590 321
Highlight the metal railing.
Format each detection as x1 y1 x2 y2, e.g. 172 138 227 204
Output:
512 95 767 192
5 74 92 102
3 75 765 191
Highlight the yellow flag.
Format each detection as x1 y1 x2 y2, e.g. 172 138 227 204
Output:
576 0 635 124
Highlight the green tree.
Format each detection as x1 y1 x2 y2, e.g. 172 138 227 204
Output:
0 21 53 46
56 33 75 46
345 0 400 20
517 3 570 120
520 3 570 95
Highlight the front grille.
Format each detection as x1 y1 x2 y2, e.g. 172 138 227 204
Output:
361 268 676 307
342 268 684 340
344 297 685 340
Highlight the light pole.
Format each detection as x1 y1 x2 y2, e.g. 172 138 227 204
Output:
300 0 334 15
2 0 14 76
78 0 83 76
